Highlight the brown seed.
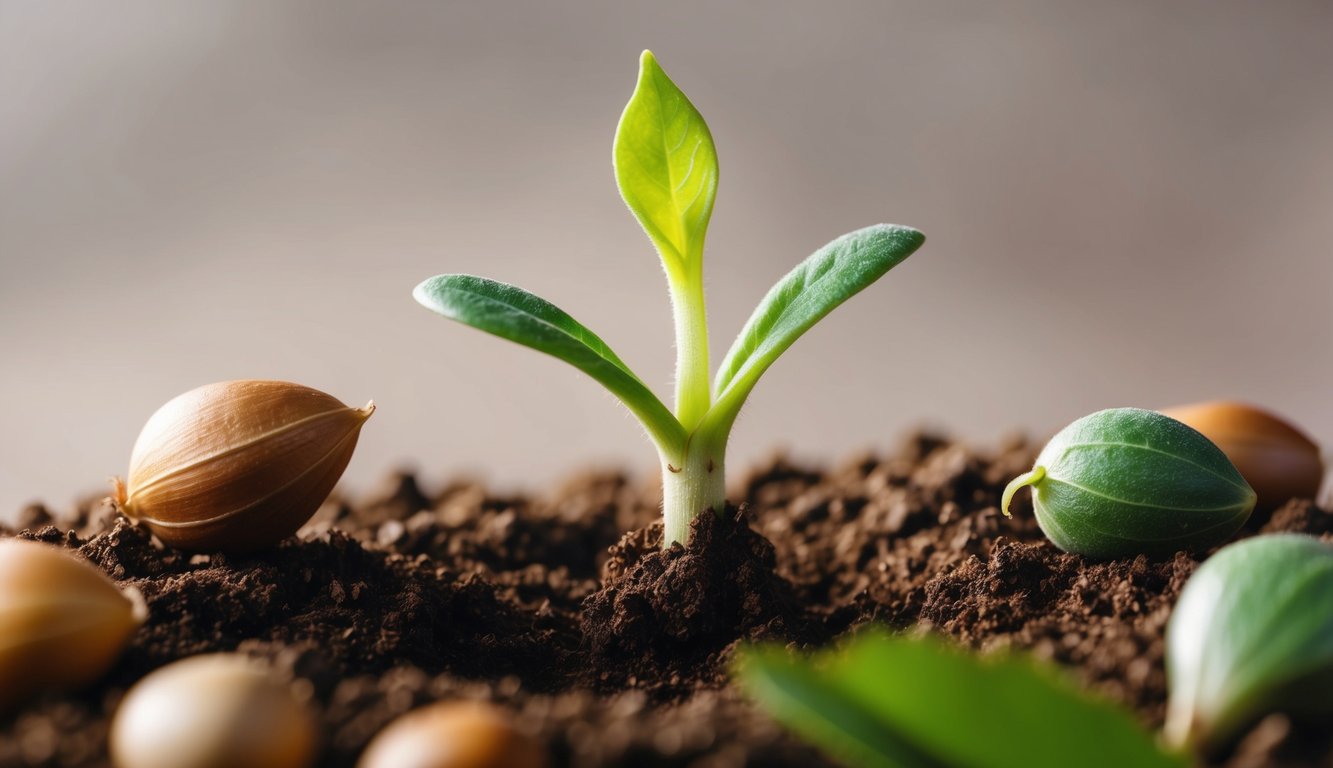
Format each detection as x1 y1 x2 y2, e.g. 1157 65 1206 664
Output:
358 700 548 768
110 654 317 768
0 539 146 711
1160 401 1324 511
117 380 374 553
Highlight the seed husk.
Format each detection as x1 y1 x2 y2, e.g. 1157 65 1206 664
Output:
0 539 146 711
1002 407 1256 559
117 380 374 553
358 700 548 768
1159 401 1324 512
110 653 317 768
1164 534 1333 754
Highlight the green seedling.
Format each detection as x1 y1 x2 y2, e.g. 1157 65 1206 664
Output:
1002 407 1256 559
1165 534 1333 754
736 628 1186 768
414 51 924 546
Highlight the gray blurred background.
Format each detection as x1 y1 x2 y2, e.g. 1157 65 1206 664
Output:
2 1 1330 517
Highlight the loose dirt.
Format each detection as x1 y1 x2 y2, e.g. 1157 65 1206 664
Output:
2 433 1329 767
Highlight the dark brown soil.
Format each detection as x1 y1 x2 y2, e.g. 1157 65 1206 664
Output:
1 434 1330 768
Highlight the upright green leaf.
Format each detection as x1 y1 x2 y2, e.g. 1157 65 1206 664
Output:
737 630 1187 768
614 50 718 274
708 225 924 423
413 275 685 455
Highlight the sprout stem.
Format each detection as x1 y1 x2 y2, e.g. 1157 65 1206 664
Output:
1000 465 1045 518
670 267 712 431
661 432 727 547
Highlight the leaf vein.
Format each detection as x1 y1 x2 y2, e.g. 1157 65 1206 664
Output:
1059 441 1250 493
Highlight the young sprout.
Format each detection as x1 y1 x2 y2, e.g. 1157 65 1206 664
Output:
415 51 924 546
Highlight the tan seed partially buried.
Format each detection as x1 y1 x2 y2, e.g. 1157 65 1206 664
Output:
1159 401 1324 512
116 380 374 553
110 653 317 768
358 700 548 768
0 539 146 711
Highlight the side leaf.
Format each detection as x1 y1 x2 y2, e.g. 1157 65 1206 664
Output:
613 50 718 274
736 629 1187 768
413 275 685 455
710 224 924 419
738 646 949 768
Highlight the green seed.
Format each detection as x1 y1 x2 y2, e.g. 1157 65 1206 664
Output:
1002 407 1256 559
1164 534 1333 753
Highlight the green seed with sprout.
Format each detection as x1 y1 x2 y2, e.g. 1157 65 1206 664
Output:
1001 407 1256 559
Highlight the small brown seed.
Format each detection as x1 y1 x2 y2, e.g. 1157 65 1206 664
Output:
0 539 145 711
117 380 374 552
1160 401 1324 511
358 700 547 768
110 654 316 768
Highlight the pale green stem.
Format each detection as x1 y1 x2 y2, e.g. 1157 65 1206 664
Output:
669 262 711 431
660 430 727 547
1000 465 1045 518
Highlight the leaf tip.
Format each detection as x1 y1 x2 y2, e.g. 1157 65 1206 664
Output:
903 226 926 249
874 223 926 251
414 274 465 313
411 276 439 308
636 49 675 90
731 643 785 693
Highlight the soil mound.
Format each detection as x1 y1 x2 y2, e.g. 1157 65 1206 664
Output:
581 507 823 693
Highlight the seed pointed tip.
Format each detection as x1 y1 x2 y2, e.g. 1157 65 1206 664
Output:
359 400 377 419
109 477 128 507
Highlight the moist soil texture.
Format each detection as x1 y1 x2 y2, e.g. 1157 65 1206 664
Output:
1 433 1330 768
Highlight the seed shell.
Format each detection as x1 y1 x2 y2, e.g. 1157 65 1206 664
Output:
1159 401 1324 511
358 700 547 768
110 653 317 768
0 539 146 711
119 380 374 553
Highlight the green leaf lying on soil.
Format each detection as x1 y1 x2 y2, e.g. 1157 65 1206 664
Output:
736 629 1187 768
